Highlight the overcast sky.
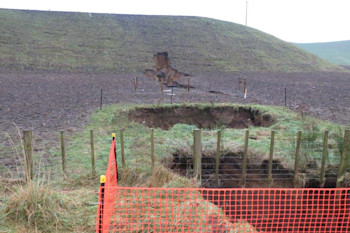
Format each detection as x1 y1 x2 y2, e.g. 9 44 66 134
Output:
1 0 350 43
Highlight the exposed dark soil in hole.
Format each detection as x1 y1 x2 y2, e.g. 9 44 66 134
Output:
168 152 342 231
128 106 274 130
169 152 294 188
168 152 337 188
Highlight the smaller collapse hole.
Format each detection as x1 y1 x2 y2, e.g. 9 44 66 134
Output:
128 106 275 130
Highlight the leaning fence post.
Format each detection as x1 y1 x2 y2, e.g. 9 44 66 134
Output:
193 129 202 184
60 131 67 177
320 130 328 188
23 130 33 182
215 130 221 185
268 130 275 187
336 130 350 188
120 130 126 167
294 131 302 187
240 129 249 188
90 130 96 176
151 129 155 169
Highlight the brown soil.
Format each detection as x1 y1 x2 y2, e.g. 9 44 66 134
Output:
128 106 274 130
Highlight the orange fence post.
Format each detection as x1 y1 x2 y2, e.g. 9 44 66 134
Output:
100 133 118 232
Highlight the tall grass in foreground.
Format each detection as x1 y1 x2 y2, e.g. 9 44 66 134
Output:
1 181 72 232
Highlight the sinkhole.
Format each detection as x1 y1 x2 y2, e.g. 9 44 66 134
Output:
128 105 275 130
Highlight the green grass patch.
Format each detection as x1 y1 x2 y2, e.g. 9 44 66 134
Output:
0 9 343 73
52 102 347 186
1 102 347 232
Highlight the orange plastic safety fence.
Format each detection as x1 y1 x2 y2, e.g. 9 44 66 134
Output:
96 137 350 232
96 137 118 233
97 187 350 232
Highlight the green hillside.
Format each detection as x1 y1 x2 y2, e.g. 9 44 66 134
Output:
295 40 350 66
0 9 342 73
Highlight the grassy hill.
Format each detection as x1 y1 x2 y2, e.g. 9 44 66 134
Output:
0 9 343 73
295 40 350 66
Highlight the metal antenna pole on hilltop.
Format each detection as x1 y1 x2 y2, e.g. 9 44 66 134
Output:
246 0 248 26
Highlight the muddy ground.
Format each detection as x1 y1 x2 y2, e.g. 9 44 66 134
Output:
1 71 349 131
0 71 349 175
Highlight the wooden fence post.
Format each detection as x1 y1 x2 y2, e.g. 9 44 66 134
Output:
134 77 138 91
23 130 33 182
193 129 202 184
100 89 103 110
294 131 302 187
336 130 350 188
120 130 126 167
90 130 96 176
320 130 328 188
284 87 287 107
215 130 221 185
187 77 190 92
60 131 67 177
171 87 174 104
151 129 155 169
268 130 275 187
240 129 249 188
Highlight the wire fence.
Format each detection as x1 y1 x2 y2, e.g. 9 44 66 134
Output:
0 126 349 188
95 136 350 233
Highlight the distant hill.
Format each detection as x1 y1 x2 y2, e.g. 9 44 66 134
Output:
0 9 343 73
295 40 350 66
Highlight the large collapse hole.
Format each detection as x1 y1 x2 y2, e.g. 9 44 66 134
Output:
167 152 341 232
128 106 274 130
168 152 338 188
168 152 294 188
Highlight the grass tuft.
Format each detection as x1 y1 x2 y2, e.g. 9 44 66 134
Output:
1 182 73 232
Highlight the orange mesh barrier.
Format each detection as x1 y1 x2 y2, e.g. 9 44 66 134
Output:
97 187 350 232
97 137 350 232
97 137 118 233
